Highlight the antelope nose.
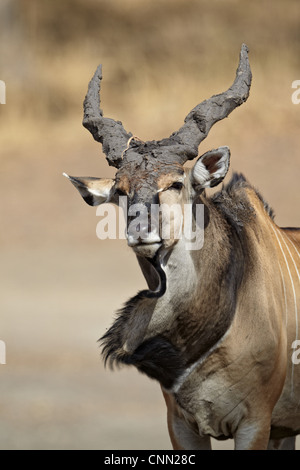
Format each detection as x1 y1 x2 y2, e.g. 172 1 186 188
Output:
127 219 161 246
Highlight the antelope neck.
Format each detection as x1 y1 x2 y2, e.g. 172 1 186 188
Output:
100 202 245 390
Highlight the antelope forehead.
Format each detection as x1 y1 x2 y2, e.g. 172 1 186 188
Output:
116 168 158 193
116 166 185 196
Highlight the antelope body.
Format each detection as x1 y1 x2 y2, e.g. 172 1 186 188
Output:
65 45 300 450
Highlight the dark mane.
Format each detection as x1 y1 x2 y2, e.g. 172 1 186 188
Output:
211 173 275 233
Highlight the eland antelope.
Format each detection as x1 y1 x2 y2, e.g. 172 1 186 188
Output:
65 45 300 450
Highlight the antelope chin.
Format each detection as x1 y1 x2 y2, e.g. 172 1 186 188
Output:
132 242 162 259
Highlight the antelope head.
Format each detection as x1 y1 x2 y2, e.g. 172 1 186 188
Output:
65 45 251 292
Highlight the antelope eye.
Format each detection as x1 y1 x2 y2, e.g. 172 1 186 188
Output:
169 182 183 191
115 188 127 197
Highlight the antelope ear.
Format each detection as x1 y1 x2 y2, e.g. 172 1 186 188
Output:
192 146 230 189
63 174 114 206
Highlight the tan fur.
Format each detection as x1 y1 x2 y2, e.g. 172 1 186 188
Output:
157 173 184 191
115 175 130 195
161 389 184 450
163 188 300 449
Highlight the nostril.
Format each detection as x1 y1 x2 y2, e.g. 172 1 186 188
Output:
139 222 150 235
127 203 161 245
128 222 149 239
127 220 161 245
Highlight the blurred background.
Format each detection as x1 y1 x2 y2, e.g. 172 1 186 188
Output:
0 0 300 450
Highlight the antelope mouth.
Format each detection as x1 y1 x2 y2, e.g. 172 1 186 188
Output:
137 252 167 298
131 239 161 248
131 242 162 261
127 233 162 257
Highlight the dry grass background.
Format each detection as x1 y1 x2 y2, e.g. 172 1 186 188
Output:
0 0 300 450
